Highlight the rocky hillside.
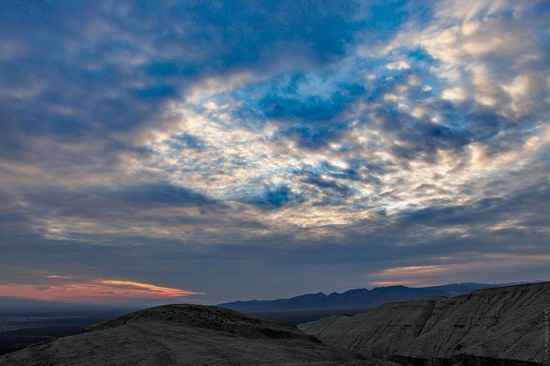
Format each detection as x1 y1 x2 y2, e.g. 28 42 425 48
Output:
299 282 550 365
0 304 391 365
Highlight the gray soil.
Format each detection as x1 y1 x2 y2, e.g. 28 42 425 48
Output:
0 304 391 365
299 282 550 365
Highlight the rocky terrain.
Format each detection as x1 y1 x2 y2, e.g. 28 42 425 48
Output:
0 304 391 365
300 282 550 365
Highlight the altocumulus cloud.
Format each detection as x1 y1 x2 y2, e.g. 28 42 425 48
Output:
0 0 549 303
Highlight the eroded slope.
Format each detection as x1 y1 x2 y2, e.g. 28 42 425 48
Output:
300 282 549 365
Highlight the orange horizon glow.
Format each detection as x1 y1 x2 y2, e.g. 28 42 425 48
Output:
369 254 550 287
0 279 205 303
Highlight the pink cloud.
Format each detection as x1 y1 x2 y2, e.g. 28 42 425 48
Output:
369 253 550 287
0 278 205 303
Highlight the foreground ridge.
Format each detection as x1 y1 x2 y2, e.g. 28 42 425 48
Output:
299 282 550 365
0 304 389 365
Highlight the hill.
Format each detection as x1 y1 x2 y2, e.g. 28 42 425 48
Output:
0 304 390 365
299 281 550 365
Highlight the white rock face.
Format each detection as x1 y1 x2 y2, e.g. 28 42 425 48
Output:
299 282 550 365
0 304 392 365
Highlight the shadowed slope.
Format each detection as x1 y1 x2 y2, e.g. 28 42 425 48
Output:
300 282 550 365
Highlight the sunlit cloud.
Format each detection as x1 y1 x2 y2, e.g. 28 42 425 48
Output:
0 279 204 303
369 254 550 287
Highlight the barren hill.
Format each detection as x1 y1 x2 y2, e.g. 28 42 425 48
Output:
299 282 550 365
0 304 389 365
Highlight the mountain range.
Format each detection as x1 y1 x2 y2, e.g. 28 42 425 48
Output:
219 282 506 313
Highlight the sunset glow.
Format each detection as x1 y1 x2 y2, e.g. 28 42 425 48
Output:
0 279 202 303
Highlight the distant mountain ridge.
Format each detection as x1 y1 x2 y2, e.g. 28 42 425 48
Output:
219 282 510 312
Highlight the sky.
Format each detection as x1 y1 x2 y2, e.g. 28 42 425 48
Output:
0 0 549 306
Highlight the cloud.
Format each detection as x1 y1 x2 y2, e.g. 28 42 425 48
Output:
98 280 204 297
114 183 218 207
369 253 550 287
0 0 548 303
0 278 203 303
0 0 363 174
